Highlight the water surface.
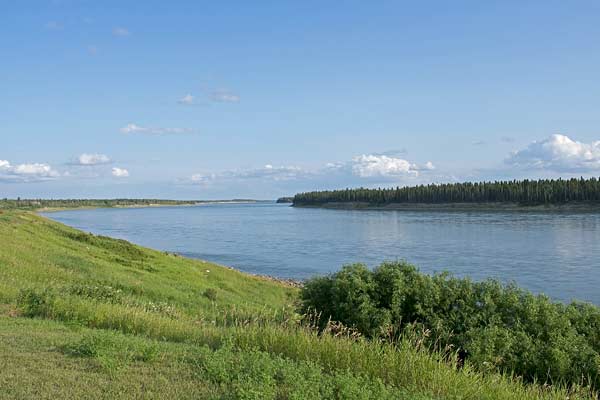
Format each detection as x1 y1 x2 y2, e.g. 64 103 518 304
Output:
44 203 600 304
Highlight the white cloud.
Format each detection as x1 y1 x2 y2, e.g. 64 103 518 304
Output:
120 123 194 135
372 149 407 157
234 165 305 180
76 153 111 166
13 163 55 175
420 161 436 171
505 134 600 172
210 90 240 103
112 27 130 37
0 159 60 182
178 94 195 105
112 167 129 178
191 173 211 182
190 173 217 186
120 123 146 134
188 164 308 186
350 154 432 177
184 153 437 189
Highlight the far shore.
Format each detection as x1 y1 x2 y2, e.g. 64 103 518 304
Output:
37 203 198 213
36 200 268 213
293 201 600 212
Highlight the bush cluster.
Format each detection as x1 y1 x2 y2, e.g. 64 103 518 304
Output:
299 262 600 389
67 284 124 303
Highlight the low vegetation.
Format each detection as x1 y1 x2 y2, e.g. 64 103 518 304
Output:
300 262 600 390
0 209 597 398
0 198 199 210
293 177 600 206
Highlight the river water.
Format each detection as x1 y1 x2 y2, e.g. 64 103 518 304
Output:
44 202 600 304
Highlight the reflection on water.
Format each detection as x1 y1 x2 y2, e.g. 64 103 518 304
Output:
44 203 600 304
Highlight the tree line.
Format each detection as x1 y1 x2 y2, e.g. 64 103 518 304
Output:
0 198 198 210
293 177 600 206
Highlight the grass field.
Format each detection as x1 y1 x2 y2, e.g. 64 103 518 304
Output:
0 209 596 399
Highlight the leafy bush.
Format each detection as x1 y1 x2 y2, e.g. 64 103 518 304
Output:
66 284 123 303
16 288 54 317
299 262 600 389
204 288 218 302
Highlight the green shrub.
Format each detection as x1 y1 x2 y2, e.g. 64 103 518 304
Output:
204 288 218 302
300 261 600 389
16 288 54 317
66 284 123 303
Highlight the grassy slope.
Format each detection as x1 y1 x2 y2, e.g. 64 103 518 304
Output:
0 211 293 313
0 210 594 399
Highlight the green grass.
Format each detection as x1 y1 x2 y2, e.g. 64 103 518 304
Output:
0 211 295 318
0 210 596 399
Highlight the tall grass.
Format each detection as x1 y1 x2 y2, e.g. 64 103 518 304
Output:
15 287 596 400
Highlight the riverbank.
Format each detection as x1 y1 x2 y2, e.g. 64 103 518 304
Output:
37 203 200 213
0 210 594 399
293 201 600 212
1 198 269 213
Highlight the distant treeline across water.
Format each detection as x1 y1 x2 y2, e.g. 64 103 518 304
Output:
293 177 600 206
0 199 198 210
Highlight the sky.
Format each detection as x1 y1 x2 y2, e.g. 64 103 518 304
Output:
2 0 600 199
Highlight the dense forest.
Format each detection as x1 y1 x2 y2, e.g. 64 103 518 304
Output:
0 198 199 210
293 177 600 206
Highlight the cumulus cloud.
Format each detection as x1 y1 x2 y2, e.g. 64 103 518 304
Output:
191 173 215 183
76 153 111 166
120 123 194 135
185 153 436 188
111 167 129 178
189 173 218 187
0 159 60 182
210 90 240 103
505 134 600 172
350 155 434 178
419 161 436 171
178 94 195 105
112 27 130 37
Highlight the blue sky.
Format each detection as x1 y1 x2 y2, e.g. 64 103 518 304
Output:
2 0 600 199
